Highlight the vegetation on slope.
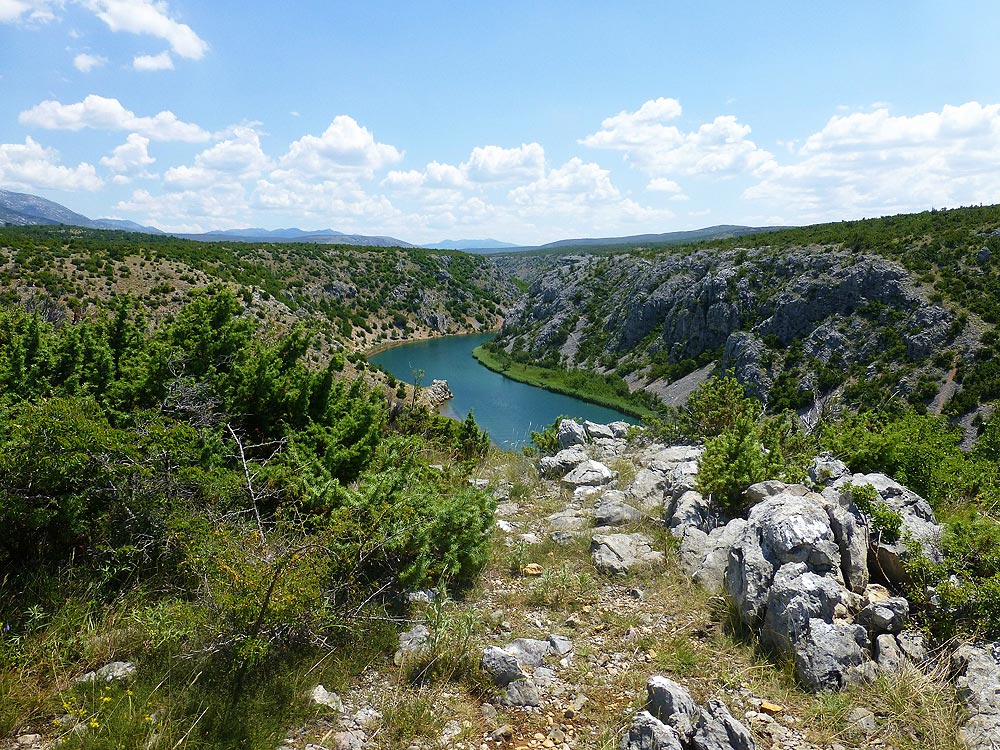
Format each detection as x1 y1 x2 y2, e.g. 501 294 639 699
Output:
471 343 660 419
0 287 495 747
492 204 1000 420
680 375 1000 639
0 224 516 353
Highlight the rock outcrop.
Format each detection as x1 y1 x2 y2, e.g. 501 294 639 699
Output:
952 642 1000 749
621 676 755 750
491 247 957 409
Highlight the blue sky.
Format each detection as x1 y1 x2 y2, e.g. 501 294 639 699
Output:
2 1 999 244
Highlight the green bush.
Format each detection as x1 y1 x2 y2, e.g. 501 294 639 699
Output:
848 483 903 543
696 414 782 511
819 409 963 508
682 374 759 439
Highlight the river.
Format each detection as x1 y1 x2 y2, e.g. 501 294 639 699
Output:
369 333 639 450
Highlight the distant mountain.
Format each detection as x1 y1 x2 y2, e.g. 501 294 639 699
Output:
201 227 344 239
92 218 165 234
0 189 94 227
526 225 789 252
176 231 413 248
0 188 785 253
421 239 523 251
0 191 412 247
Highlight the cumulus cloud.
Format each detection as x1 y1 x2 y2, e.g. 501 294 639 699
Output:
0 136 103 191
646 177 687 199
381 143 545 197
99 133 155 182
116 183 251 233
743 102 1000 220
462 143 544 182
581 97 774 177
19 94 210 141
4 1 207 62
276 115 403 178
164 126 269 188
252 177 402 227
81 0 208 59
0 0 57 24
73 52 107 72
133 51 173 71
510 157 619 206
381 169 426 190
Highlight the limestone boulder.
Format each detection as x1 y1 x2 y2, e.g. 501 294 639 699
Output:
621 711 684 750
608 421 632 438
952 642 1000 750
666 490 712 536
538 446 588 477
628 468 669 510
840 473 944 588
820 485 870 592
584 420 615 440
691 700 756 750
761 563 855 655
808 453 851 486
591 533 664 575
793 619 870 692
594 496 644 527
678 519 747 592
647 676 700 740
857 597 909 634
562 460 617 489
557 419 588 448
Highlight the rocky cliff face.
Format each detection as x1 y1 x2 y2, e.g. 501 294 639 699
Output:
493 246 963 410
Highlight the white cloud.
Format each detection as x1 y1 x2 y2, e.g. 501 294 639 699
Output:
252 177 401 226
743 102 1000 221
133 51 173 71
510 158 619 206
580 97 683 151
381 169 425 190
116 183 252 232
381 144 544 198
73 52 106 72
0 136 103 191
0 0 58 24
582 97 774 177
3 1 206 61
164 126 269 188
648 177 689 201
19 94 210 141
99 133 154 181
81 0 207 59
276 115 402 179
462 143 544 182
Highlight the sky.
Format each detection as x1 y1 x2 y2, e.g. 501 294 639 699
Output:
1 1 1000 245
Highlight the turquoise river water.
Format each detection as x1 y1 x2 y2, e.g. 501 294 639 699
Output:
369 333 638 450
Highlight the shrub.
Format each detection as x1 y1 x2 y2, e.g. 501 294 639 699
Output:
696 414 772 512
682 374 759 439
848 483 903 544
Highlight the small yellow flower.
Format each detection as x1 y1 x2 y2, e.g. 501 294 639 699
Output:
101 696 112 703
144 715 153 723
89 719 100 728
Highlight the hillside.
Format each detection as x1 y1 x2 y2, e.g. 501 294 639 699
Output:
5 209 1000 750
487 206 1000 423
0 224 517 353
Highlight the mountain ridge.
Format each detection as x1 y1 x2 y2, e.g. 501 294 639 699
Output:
0 188 790 253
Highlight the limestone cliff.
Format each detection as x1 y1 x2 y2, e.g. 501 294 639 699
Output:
492 246 968 411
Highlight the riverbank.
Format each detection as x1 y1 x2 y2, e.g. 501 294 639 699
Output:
471 345 658 420
363 326 501 358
